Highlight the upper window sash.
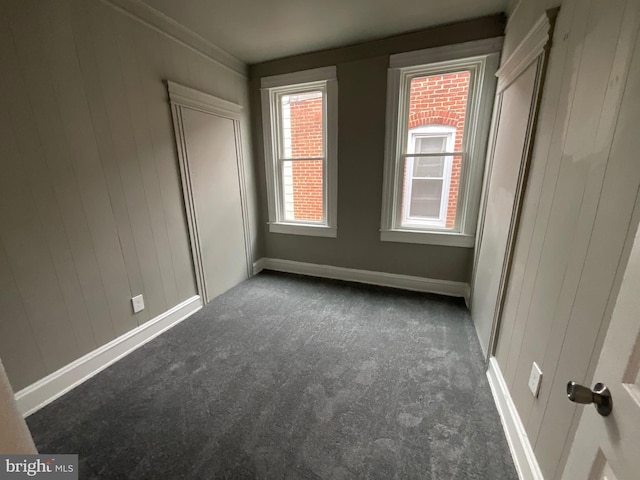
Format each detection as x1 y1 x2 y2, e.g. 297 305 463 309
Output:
273 84 327 161
395 59 482 159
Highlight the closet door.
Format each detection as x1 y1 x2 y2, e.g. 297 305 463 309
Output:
471 11 557 356
169 82 251 303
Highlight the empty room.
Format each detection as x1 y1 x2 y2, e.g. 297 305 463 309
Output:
1 0 640 479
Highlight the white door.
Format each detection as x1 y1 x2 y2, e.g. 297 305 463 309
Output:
562 219 640 479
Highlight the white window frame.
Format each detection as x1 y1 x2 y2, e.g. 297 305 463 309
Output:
380 38 502 248
261 66 338 238
403 125 456 228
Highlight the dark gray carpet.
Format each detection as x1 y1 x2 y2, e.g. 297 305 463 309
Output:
27 271 517 480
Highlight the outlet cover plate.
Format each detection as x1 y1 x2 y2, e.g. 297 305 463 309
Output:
528 362 543 398
132 294 145 313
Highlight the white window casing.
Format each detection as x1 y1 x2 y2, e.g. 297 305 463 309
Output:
380 38 502 248
261 66 338 238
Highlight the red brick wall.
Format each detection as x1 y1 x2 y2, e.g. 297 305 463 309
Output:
286 72 469 227
289 96 323 221
407 72 469 228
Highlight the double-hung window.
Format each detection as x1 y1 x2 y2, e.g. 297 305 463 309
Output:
261 66 338 237
381 39 501 247
404 125 456 228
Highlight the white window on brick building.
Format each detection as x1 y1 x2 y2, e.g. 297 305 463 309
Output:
404 125 456 228
380 39 501 247
260 67 338 237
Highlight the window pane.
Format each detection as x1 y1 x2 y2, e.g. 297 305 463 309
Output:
401 155 462 228
410 179 442 218
407 71 470 153
280 90 324 159
414 157 444 178
416 136 446 153
282 159 324 222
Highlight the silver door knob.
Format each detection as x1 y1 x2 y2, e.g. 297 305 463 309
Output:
566 381 612 416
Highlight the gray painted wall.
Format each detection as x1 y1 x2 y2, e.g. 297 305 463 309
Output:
0 0 254 391
249 15 505 283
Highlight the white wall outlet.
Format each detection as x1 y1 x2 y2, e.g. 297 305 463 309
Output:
131 294 145 313
528 362 543 398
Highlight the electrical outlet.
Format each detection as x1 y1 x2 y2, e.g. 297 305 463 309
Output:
528 362 543 398
131 294 145 313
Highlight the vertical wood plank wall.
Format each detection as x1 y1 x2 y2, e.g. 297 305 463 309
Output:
0 0 251 392
494 0 640 478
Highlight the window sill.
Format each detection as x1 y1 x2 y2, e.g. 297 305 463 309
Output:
380 229 474 247
269 222 337 238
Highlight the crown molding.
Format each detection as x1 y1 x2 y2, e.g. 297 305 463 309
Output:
100 0 247 77
496 9 558 92
168 81 243 117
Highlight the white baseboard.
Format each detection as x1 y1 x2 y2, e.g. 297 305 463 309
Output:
254 257 469 298
487 357 544 480
252 258 265 275
16 295 202 417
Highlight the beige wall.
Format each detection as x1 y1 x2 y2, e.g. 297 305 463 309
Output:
0 360 36 453
0 0 253 391
249 15 505 283
494 0 640 478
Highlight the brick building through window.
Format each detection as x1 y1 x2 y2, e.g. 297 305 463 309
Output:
283 92 324 222
287 72 470 227
406 71 470 228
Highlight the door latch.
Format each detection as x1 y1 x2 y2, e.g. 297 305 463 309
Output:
566 381 612 416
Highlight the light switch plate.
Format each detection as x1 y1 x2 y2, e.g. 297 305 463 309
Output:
528 362 543 398
131 294 145 313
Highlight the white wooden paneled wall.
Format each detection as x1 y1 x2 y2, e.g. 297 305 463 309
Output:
0 0 249 391
494 0 640 477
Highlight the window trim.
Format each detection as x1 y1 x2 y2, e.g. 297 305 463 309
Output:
261 66 338 237
380 38 502 248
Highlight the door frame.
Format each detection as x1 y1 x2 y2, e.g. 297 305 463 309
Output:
167 81 253 303
472 9 558 361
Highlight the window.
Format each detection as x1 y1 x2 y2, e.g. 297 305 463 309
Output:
381 39 501 247
261 66 338 237
404 125 456 228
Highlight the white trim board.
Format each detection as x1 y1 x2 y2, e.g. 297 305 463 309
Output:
253 258 469 299
101 0 247 77
496 11 555 92
253 258 266 275
168 81 243 116
260 66 337 89
487 357 544 480
15 296 202 417
389 36 504 69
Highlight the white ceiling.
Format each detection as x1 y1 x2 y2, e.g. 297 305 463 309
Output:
140 0 507 64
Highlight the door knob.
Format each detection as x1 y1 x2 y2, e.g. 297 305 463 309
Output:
566 381 612 416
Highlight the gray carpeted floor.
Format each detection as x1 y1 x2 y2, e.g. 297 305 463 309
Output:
27 271 518 479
